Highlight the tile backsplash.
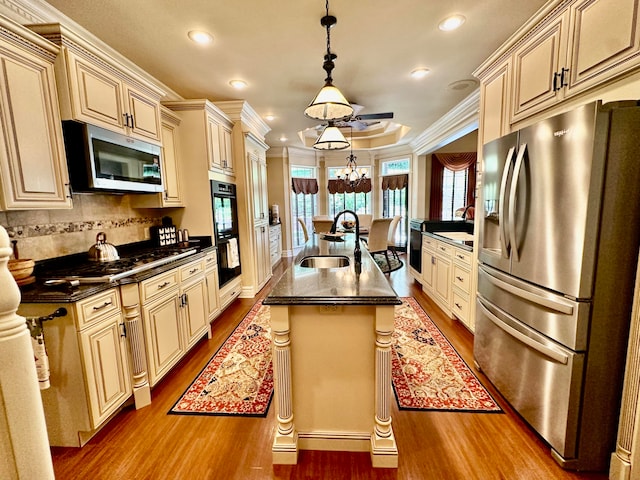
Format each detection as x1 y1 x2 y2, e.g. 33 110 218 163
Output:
0 194 167 261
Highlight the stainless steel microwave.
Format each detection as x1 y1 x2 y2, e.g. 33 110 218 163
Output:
62 121 163 194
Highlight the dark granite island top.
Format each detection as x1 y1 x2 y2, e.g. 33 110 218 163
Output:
263 234 401 306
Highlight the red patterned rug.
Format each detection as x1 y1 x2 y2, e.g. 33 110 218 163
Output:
170 297 500 416
392 297 501 412
169 301 273 416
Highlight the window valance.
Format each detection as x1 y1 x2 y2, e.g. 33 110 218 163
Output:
381 174 408 191
432 152 477 171
327 178 372 194
291 177 319 195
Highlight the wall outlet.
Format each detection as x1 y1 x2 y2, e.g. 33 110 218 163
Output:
143 227 151 239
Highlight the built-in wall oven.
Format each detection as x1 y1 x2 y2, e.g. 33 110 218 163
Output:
211 180 241 287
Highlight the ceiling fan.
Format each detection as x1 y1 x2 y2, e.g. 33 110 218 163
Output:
315 104 394 131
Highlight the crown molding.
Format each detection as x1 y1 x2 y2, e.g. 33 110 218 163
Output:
410 88 480 155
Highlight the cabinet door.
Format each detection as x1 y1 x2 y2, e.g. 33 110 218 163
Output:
481 58 511 144
160 120 183 206
566 0 640 95
421 249 434 292
434 254 452 307
142 292 183 386
65 50 126 131
182 278 209 349
79 314 131 428
512 12 569 121
251 152 268 223
0 41 71 209
126 86 161 142
220 125 233 172
206 116 222 170
254 224 271 287
205 268 220 321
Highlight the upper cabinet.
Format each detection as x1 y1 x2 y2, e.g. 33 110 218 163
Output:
0 17 71 210
476 0 640 130
28 23 165 144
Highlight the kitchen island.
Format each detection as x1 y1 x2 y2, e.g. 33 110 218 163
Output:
264 233 401 468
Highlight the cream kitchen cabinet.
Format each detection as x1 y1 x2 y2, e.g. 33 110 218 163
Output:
140 257 210 387
163 99 234 177
216 100 272 297
269 224 282 268
131 107 184 208
480 57 512 144
421 236 436 294
204 250 221 322
18 288 132 447
476 0 640 126
451 247 473 331
432 241 453 312
29 23 164 143
0 17 71 210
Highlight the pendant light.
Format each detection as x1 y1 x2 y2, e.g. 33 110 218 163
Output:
336 128 368 186
313 121 350 150
304 0 354 122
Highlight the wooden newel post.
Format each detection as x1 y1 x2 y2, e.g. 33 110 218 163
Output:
0 226 54 479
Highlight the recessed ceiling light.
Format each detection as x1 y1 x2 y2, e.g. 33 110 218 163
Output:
265 115 275 122
411 68 430 79
438 14 466 31
279 135 287 142
187 30 213 45
229 79 248 90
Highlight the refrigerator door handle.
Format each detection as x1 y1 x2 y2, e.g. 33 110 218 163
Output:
481 265 575 315
498 146 516 258
508 143 527 262
477 296 569 365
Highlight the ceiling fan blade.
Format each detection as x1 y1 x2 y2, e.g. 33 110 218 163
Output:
356 112 394 120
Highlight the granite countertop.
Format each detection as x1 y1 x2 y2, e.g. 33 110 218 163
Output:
19 242 216 304
264 234 401 306
424 231 474 251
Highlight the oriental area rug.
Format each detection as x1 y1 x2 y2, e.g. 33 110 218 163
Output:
170 297 501 416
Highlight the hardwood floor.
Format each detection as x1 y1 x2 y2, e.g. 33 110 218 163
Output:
50 256 610 479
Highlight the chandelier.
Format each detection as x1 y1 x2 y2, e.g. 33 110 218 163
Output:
313 121 349 150
336 133 368 187
304 0 354 122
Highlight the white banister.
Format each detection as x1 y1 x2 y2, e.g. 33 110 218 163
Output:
0 225 54 479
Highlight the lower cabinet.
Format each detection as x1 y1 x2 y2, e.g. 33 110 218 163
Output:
18 288 131 447
204 250 221 322
421 234 475 331
219 275 242 311
269 223 282 268
140 257 210 387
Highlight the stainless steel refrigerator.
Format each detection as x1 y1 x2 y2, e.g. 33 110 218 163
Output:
475 100 640 471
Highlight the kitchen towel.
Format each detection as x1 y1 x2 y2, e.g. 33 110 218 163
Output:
227 238 240 268
26 318 50 390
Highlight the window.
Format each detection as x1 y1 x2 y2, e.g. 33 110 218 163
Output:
381 159 410 250
327 166 372 218
291 166 318 247
441 168 469 220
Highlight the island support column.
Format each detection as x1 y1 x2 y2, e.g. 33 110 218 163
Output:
371 305 398 467
271 305 298 464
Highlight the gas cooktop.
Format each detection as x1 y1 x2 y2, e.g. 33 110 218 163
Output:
44 247 197 284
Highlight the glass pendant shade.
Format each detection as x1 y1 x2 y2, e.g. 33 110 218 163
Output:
313 125 350 150
304 83 354 121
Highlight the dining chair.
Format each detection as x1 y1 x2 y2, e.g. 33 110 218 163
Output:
363 218 393 272
312 219 335 233
357 214 373 233
387 215 401 259
297 217 309 242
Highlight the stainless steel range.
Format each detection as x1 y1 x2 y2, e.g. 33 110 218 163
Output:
44 247 197 284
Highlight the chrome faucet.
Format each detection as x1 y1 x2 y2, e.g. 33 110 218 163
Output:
330 210 361 268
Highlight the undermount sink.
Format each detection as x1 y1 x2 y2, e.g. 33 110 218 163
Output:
299 255 350 269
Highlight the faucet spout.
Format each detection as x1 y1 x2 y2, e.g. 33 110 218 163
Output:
331 210 361 268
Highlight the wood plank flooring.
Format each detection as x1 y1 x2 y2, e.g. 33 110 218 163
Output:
50 256 610 479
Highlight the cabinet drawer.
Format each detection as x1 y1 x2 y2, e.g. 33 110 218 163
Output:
219 280 241 309
204 251 217 271
423 235 436 250
180 259 205 282
453 264 471 293
76 289 121 329
452 290 470 322
435 241 453 258
140 269 179 303
453 248 472 266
